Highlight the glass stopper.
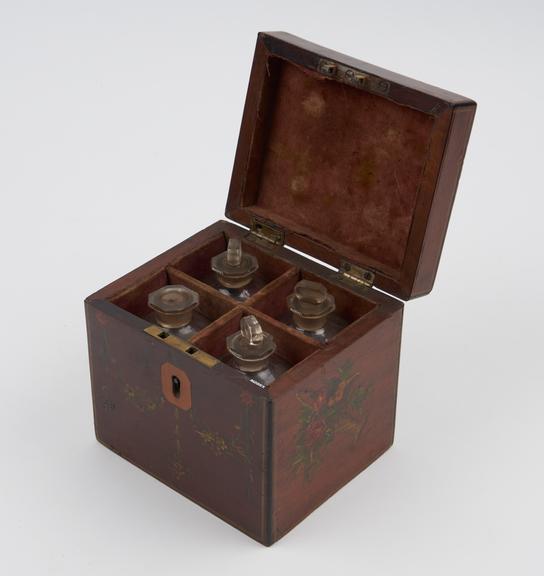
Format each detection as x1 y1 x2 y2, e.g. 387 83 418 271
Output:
226 238 242 266
211 238 259 289
240 314 264 344
227 315 276 373
148 285 199 329
287 279 335 332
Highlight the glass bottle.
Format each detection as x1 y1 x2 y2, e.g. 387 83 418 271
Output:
148 284 204 339
287 279 338 344
211 238 259 301
226 315 287 387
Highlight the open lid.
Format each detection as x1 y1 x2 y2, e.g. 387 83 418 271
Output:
226 32 476 300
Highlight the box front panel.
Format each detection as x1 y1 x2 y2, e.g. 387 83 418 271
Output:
86 300 269 543
271 309 403 541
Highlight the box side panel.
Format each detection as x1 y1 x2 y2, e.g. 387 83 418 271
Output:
270 307 403 542
86 299 269 544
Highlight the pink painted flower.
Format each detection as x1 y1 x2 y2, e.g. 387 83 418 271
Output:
306 418 327 443
314 391 327 410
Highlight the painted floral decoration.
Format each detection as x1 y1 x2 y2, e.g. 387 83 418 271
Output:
292 360 372 481
190 390 256 490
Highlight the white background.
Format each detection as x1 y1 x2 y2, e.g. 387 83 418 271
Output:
1 1 542 574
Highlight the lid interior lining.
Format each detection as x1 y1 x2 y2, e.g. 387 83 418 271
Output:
243 58 437 278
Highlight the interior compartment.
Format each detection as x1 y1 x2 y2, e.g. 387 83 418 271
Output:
191 306 321 384
249 268 376 343
168 231 294 300
104 218 386 389
109 266 235 338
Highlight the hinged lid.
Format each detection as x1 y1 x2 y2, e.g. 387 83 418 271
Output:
226 32 476 300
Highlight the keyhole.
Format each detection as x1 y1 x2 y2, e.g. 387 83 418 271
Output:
172 375 181 398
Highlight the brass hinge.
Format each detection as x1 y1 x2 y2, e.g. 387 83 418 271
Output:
338 261 375 289
247 216 285 249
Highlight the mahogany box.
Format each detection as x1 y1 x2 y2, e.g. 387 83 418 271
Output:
85 32 476 545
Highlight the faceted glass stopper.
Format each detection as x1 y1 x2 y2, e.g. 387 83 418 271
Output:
287 279 336 332
227 315 276 373
148 285 199 329
211 238 259 289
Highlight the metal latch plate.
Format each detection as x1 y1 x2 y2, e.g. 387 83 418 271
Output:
144 325 219 368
